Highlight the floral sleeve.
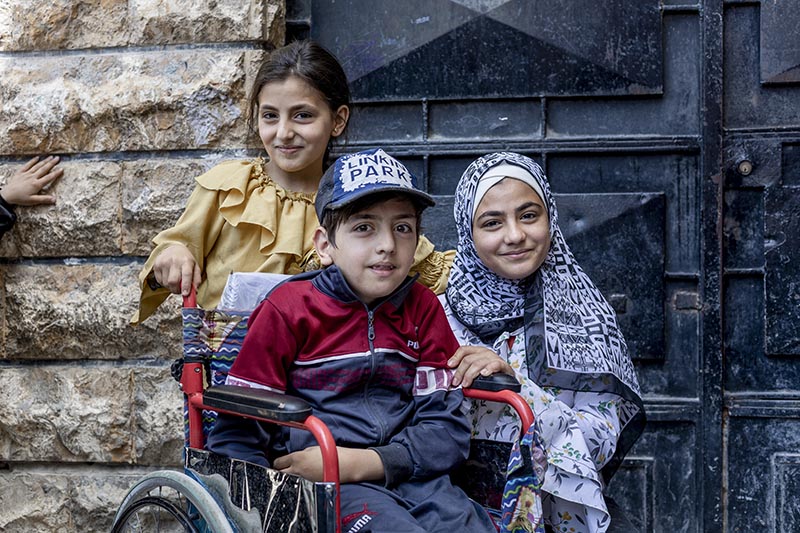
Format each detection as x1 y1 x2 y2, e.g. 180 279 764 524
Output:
546 389 623 470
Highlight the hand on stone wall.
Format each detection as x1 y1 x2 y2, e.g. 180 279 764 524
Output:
1 155 63 206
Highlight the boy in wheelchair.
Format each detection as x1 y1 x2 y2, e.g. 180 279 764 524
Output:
207 149 497 533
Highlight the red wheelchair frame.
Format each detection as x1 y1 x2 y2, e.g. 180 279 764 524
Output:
178 291 534 533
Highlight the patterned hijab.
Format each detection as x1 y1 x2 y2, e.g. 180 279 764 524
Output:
446 152 645 480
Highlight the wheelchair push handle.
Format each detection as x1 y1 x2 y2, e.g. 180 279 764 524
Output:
463 373 534 437
469 372 522 393
183 285 197 308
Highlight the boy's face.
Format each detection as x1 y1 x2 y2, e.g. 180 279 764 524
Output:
314 197 418 305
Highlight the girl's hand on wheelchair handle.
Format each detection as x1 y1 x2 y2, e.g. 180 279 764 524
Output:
152 243 202 296
448 345 514 388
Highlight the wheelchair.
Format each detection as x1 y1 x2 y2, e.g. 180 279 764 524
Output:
112 284 536 533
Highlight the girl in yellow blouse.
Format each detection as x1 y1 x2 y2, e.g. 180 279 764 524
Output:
133 41 452 323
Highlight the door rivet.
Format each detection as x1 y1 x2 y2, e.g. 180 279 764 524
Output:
737 159 753 176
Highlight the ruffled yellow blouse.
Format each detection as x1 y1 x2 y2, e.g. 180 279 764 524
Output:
132 159 454 324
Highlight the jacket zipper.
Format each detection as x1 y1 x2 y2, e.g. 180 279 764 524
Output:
364 308 387 443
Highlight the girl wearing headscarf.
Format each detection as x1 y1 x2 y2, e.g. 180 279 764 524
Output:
442 152 645 533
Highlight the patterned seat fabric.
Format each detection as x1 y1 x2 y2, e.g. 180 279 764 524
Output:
181 307 250 445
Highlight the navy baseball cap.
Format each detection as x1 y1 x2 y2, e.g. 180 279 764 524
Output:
315 148 435 220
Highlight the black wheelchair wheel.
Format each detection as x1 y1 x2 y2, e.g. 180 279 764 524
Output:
113 495 197 532
112 470 234 533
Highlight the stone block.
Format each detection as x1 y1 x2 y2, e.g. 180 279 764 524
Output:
1 262 182 361
0 468 157 532
0 270 5 351
0 49 267 154
0 367 131 463
133 365 186 465
0 366 183 464
0 159 120 258
0 471 72 532
0 0 284 50
68 470 140 533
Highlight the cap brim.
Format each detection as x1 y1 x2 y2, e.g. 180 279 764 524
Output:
326 186 435 212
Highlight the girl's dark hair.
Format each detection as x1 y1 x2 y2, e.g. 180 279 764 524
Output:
248 40 351 166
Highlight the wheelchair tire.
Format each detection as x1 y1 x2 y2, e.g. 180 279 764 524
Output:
111 470 235 533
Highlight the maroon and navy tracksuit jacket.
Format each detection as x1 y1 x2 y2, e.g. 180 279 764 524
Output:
207 266 495 532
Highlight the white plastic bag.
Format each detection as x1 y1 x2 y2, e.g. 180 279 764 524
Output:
218 272 291 311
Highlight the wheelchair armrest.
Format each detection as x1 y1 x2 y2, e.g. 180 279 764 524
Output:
203 384 312 423
466 373 522 393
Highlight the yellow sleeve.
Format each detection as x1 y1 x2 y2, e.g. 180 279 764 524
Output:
131 183 226 324
409 235 455 295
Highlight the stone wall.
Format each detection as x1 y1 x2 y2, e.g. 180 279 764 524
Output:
0 2 285 530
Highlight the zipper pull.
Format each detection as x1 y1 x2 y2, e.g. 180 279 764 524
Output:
368 311 375 341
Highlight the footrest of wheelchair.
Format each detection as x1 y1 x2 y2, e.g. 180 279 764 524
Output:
203 384 312 423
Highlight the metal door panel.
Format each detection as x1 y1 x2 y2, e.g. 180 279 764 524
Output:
312 0 663 100
725 409 800 533
765 184 800 356
607 419 699 533
547 154 700 273
428 99 543 141
557 192 666 361
547 13 700 138
347 100 545 145
782 144 800 185
427 155 503 195
723 3 800 389
397 154 511 198
723 2 800 532
347 103 425 143
759 2 800 84
724 4 800 129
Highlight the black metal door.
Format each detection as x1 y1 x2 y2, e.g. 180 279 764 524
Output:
722 2 800 533
288 1 798 531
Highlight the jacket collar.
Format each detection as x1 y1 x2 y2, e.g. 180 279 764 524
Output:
310 265 418 309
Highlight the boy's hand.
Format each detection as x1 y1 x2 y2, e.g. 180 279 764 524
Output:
274 447 326 481
448 345 514 388
1 156 62 206
274 446 384 483
152 243 201 296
